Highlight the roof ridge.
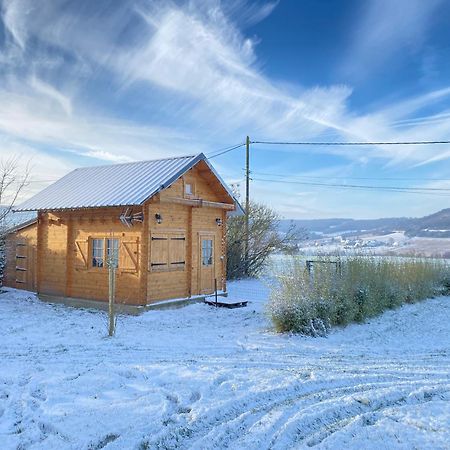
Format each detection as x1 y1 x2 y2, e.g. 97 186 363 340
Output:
73 153 203 171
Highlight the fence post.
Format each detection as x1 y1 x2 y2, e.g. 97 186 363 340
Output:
108 263 116 337
214 278 218 307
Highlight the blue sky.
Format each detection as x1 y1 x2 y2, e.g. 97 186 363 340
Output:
2 0 450 219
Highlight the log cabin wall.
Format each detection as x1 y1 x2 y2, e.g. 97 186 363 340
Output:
146 202 191 302
38 212 69 296
146 163 229 303
3 223 38 291
59 207 144 305
4 159 234 305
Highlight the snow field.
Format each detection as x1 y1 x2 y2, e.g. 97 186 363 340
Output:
0 279 449 449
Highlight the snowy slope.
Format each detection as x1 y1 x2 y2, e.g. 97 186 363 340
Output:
0 281 449 449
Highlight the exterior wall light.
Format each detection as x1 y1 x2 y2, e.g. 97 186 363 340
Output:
155 213 163 224
215 217 223 226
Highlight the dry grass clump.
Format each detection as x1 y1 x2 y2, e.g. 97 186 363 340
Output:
268 255 449 336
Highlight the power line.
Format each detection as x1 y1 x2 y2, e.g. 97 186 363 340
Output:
251 139 450 146
253 177 450 191
251 177 450 196
206 143 246 158
9 179 59 184
250 171 450 182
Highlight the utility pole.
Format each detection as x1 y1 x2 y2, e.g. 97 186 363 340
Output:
244 135 250 275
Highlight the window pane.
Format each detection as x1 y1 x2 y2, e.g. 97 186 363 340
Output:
202 239 213 266
106 238 119 268
185 183 192 195
92 239 104 267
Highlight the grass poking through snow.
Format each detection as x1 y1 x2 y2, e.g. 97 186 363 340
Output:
268 255 450 336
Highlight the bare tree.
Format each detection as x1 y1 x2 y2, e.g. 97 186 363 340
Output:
0 157 30 284
226 202 308 279
0 157 30 230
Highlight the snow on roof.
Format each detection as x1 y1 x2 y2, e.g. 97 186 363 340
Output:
14 153 241 213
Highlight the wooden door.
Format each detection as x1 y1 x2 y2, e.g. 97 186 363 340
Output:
15 241 36 291
199 233 215 294
27 245 36 291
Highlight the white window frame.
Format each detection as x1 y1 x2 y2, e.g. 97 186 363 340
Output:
90 237 120 269
201 238 213 266
91 238 105 268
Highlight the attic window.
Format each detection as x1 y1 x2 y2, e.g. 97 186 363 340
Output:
185 182 193 196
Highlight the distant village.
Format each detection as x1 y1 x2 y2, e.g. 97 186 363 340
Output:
313 235 403 249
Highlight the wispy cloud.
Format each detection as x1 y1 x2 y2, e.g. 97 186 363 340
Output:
1 0 450 218
0 0 355 163
342 0 443 78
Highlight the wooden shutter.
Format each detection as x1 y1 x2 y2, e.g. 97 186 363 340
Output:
169 234 186 270
75 239 89 270
150 234 169 271
120 239 139 273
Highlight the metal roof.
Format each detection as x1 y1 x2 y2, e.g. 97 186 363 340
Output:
14 153 240 212
1 209 37 234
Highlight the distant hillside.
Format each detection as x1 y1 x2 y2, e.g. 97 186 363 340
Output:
281 208 450 238
406 208 450 237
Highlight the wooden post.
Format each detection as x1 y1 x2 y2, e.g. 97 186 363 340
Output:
221 208 226 293
36 212 43 294
244 135 250 276
65 217 72 298
214 278 218 307
108 263 116 337
187 206 193 297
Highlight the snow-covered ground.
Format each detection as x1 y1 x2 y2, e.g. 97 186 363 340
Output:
1 281 449 449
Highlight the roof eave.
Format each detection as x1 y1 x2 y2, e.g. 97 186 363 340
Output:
2 218 38 235
12 203 142 213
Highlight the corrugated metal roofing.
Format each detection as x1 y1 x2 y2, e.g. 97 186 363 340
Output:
14 153 238 212
1 209 37 234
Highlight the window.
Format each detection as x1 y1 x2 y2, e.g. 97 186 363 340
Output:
92 239 104 268
106 238 119 268
202 239 213 266
91 237 120 269
184 178 195 198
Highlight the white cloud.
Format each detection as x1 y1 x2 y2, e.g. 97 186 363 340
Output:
0 137 74 202
1 0 450 217
0 0 448 168
2 0 27 49
0 0 355 164
343 0 443 77
0 85 199 163
29 77 72 116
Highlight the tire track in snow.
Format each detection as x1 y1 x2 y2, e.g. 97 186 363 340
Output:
143 364 450 450
1 288 449 449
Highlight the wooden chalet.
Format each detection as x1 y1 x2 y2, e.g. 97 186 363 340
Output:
4 154 242 306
